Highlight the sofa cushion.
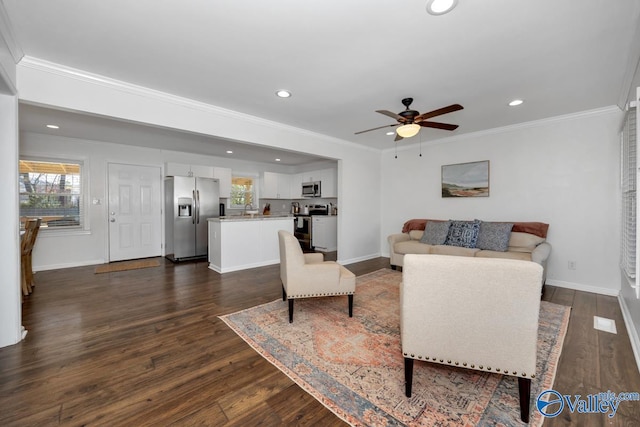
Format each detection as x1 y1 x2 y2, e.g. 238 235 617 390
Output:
420 220 451 245
476 222 514 252
445 220 481 248
431 245 480 257
508 232 545 252
394 240 433 255
475 250 532 261
409 230 424 240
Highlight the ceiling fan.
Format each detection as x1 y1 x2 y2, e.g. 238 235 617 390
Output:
355 98 463 141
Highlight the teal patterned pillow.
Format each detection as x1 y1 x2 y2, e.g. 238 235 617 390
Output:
445 220 481 248
476 222 514 252
420 221 451 245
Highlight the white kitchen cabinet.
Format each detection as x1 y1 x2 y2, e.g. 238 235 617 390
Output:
165 162 214 178
213 167 232 198
208 217 294 273
320 168 337 198
312 215 337 252
262 172 291 199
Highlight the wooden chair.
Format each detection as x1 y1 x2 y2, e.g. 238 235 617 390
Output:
21 218 41 296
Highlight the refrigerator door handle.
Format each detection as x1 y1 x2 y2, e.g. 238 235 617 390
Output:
192 190 196 225
196 190 200 224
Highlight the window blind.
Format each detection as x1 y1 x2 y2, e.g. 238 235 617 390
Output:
621 106 637 289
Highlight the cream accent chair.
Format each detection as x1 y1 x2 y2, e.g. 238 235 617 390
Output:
278 230 356 323
401 254 543 423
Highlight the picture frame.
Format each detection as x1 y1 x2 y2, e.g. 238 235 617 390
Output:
441 160 490 197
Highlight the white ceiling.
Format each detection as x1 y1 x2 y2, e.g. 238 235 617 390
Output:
4 0 640 164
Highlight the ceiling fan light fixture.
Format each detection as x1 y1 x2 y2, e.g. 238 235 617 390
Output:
426 0 458 15
396 123 420 138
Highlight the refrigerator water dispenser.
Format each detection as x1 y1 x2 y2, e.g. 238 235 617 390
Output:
178 198 192 217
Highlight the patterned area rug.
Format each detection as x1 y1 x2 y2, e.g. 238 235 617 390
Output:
220 268 570 426
94 258 161 274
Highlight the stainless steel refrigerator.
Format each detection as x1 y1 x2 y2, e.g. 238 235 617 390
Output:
165 176 220 261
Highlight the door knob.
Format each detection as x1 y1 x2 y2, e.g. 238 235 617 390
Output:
110 218 116 222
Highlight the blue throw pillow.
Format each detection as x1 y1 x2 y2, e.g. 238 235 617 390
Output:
476 222 514 252
420 221 451 245
445 220 481 248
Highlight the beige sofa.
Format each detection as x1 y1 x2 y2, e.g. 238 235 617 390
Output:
388 219 551 284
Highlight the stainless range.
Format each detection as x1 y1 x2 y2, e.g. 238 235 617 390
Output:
294 204 329 251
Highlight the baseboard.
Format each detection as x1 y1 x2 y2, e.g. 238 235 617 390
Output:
33 259 105 272
618 295 640 374
208 259 280 274
338 252 382 266
546 279 620 297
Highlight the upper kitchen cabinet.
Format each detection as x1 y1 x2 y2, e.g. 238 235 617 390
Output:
262 172 291 199
213 167 232 198
165 162 214 178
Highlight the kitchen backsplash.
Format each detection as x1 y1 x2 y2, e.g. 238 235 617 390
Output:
260 198 338 215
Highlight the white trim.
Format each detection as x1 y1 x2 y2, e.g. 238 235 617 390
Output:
33 259 105 272
546 279 620 297
337 252 382 266
383 105 622 155
618 295 640 374
0 3 24 63
208 259 281 274
17 56 380 155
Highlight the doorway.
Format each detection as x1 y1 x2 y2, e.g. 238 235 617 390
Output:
107 163 162 262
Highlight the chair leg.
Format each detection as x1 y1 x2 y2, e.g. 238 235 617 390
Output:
282 285 286 301
288 299 294 323
404 357 414 397
518 377 531 423
348 294 353 317
21 261 30 296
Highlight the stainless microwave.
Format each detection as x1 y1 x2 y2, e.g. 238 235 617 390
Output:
302 181 321 197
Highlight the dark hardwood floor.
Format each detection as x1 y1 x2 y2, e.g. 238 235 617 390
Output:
1 257 639 426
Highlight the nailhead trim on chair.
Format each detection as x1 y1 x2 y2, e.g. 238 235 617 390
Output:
402 352 536 379
289 291 355 298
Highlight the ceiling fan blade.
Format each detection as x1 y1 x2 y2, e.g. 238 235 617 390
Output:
414 104 463 122
354 123 399 135
419 121 459 131
376 110 404 121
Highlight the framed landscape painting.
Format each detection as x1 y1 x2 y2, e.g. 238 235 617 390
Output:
441 160 490 197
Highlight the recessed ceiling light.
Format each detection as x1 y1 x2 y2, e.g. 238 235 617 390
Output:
46 124 60 129
426 0 458 15
386 131 395 136
226 150 233 154
275 158 281 162
276 90 291 98
509 99 524 107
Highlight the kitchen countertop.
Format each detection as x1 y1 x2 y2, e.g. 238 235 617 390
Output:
208 214 294 222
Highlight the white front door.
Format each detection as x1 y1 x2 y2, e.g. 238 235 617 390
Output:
108 163 162 262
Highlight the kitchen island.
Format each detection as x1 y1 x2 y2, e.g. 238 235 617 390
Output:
207 215 294 273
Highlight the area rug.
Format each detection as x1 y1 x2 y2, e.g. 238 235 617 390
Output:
94 258 161 274
220 268 570 426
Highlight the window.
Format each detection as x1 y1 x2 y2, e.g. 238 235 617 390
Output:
621 105 638 295
19 159 84 229
231 176 255 208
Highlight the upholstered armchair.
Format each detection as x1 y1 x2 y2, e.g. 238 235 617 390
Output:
278 230 356 323
401 254 543 423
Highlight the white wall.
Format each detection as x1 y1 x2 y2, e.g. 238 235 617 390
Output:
381 107 623 295
17 60 382 269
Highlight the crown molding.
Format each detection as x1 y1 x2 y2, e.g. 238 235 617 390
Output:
383 105 623 155
18 56 380 155
0 3 24 63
